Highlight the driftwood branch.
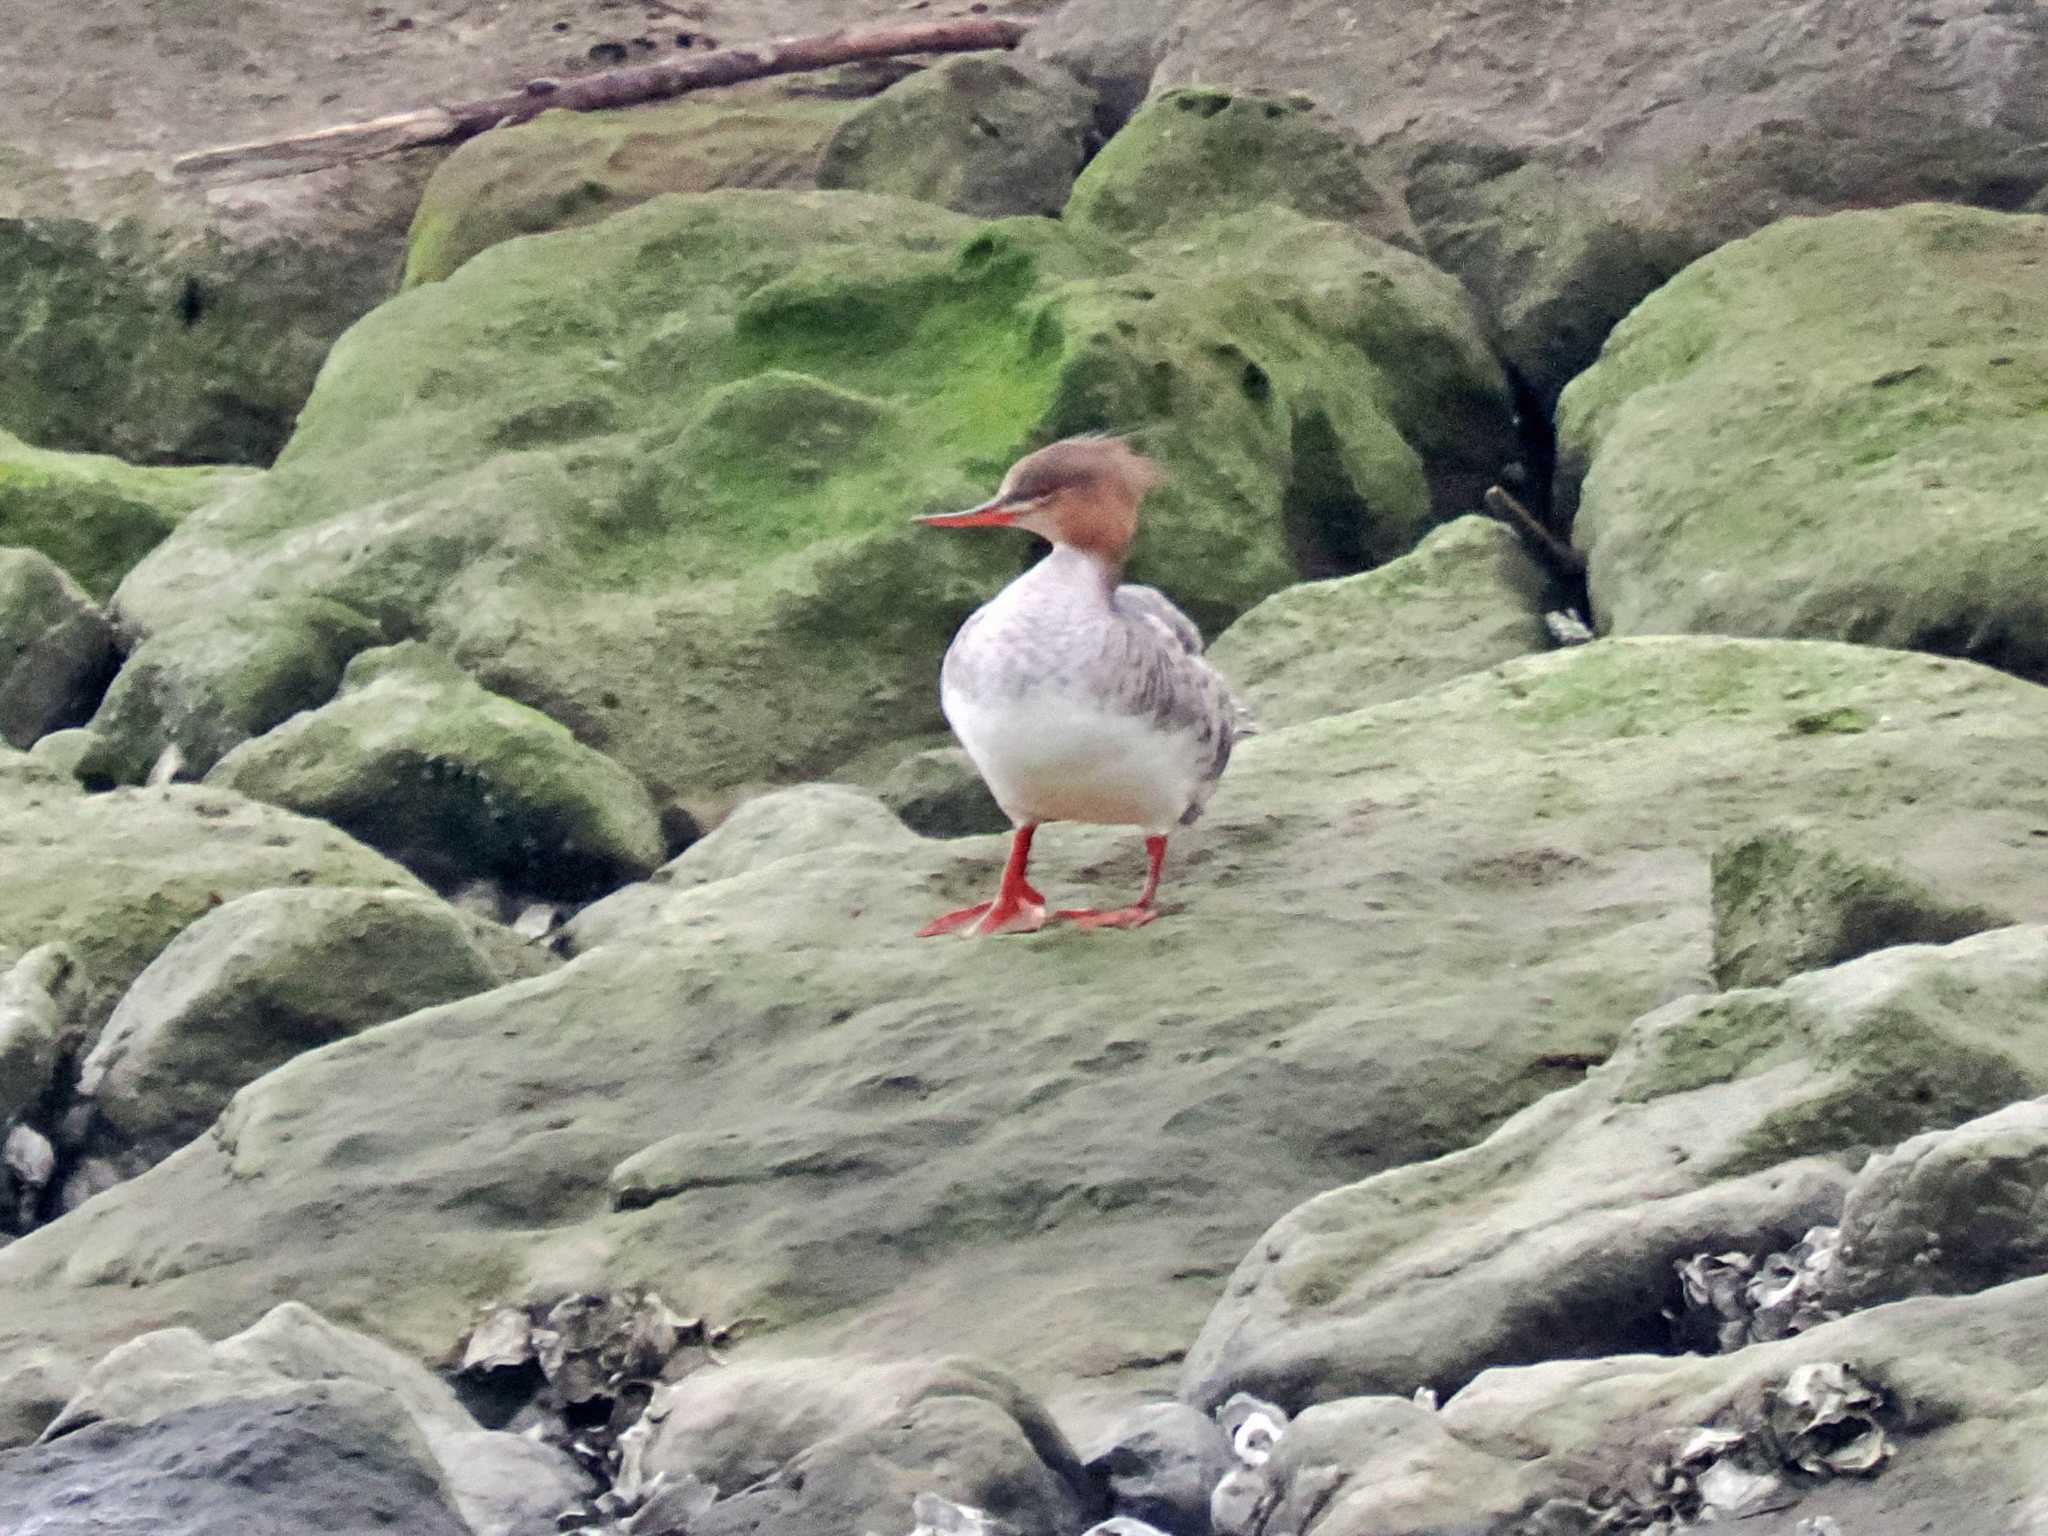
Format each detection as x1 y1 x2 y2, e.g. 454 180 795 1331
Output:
1484 485 1586 575
173 17 1032 182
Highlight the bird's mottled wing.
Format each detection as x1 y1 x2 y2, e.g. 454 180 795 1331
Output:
1111 584 1251 822
1115 584 1205 657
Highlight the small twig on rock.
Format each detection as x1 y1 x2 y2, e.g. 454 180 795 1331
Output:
173 16 1032 182
1484 484 1586 575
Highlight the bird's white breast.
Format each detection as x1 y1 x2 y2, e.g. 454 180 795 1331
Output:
942 681 1201 832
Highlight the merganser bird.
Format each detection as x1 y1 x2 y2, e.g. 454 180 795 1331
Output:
914 435 1247 937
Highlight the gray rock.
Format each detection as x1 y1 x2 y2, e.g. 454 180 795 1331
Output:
1712 822 2012 989
1242 1271 2048 1535
207 642 666 900
44 1301 589 1536
1184 926 2048 1413
0 944 77 1127
1826 1099 2048 1312
876 747 1008 839
1036 0 2048 406
76 886 509 1173
1208 516 1551 731
1022 0 1179 127
1085 1401 1233 1536
0 1382 472 1536
0 548 116 749
645 1357 1092 1513
81 597 382 784
643 1357 1097 1536
819 54 1099 219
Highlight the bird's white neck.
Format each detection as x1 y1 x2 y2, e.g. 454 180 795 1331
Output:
1035 541 1123 602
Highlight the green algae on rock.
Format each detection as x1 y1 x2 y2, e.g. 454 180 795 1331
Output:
1209 514 1551 730
1711 821 2013 989
817 54 1098 219
0 430 254 600
4 638 2048 1435
119 187 1515 816
1065 87 1417 252
1559 204 2048 680
402 92 858 288
77 888 511 1173
206 643 665 900
81 597 384 784
0 749 429 1036
1185 924 2048 1413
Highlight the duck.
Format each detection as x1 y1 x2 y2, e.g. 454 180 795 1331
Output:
914 435 1247 937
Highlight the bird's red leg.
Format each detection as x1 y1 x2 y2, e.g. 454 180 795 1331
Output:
1055 834 1167 930
917 824 1049 937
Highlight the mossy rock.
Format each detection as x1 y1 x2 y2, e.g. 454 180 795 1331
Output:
873 746 1007 838
817 54 1098 219
1187 924 2048 1410
1209 515 1552 729
1558 204 2048 679
79 887 511 1172
206 643 666 901
1065 87 1418 251
0 430 253 599
0 548 117 748
0 749 429 1035
4 637 2048 1425
1711 821 2013 989
119 188 1515 818
0 182 419 466
82 597 383 784
403 92 857 288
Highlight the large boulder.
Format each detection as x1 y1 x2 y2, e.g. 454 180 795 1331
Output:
206 643 666 900
1182 924 2048 1412
75 887 512 1174
1244 1274 2048 1534
1826 1099 2048 1312
1 637 2047 1443
117 186 1515 817
0 750 435 1035
643 1356 1099 1536
1559 205 2048 679
80 597 383 783
38 1301 589 1536
818 54 1100 219
0 548 116 748
0 1383 473 1536
403 83 864 289
0 429 251 599
1207 514 1551 730
1064 87 1416 253
1031 0 2048 405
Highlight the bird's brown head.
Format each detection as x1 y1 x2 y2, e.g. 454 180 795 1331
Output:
917 435 1167 563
